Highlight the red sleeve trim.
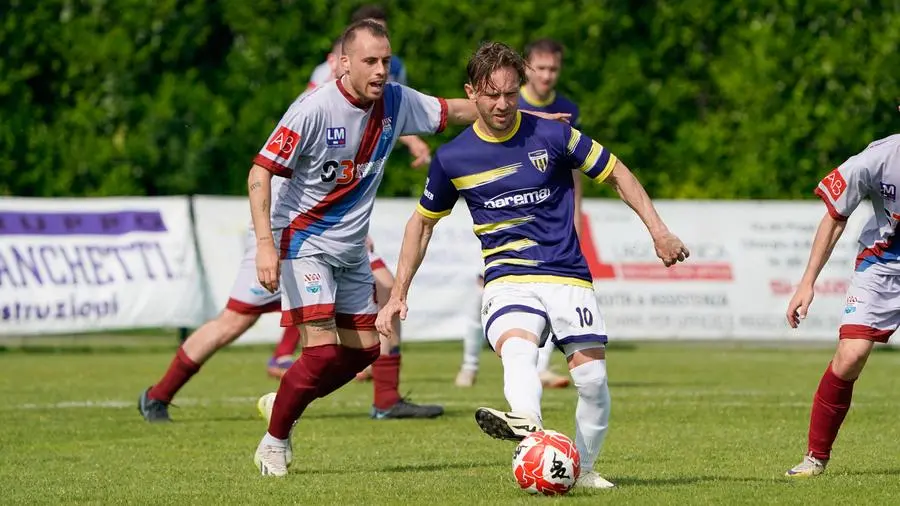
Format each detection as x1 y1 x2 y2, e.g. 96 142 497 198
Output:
839 324 894 343
253 154 292 178
813 187 848 222
436 98 449 134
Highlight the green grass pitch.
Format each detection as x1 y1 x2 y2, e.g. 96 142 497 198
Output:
1 340 899 504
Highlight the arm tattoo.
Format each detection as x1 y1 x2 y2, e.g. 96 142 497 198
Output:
249 181 262 191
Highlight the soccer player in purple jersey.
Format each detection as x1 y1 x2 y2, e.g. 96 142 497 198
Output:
377 42 688 489
456 38 582 389
785 133 900 477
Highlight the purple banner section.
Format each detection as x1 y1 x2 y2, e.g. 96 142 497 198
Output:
0 211 167 236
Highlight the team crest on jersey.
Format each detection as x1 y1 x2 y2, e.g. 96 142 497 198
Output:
881 182 896 202
528 149 549 172
304 273 322 294
381 118 393 139
326 127 346 147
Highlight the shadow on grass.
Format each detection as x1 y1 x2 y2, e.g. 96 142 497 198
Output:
614 475 774 487
299 406 474 421
609 381 680 388
840 468 900 477
289 460 497 476
378 461 498 473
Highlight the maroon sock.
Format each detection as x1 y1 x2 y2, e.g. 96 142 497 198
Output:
808 362 855 460
316 344 381 399
273 326 301 359
268 344 342 439
372 354 402 410
148 348 201 403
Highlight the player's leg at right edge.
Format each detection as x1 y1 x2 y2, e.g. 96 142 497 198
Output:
786 339 874 477
786 271 897 478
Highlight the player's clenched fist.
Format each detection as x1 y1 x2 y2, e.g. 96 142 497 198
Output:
785 284 814 329
256 240 280 293
652 231 690 267
376 296 408 337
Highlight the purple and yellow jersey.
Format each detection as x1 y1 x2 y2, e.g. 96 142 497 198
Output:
417 112 617 287
815 134 900 274
518 87 580 128
254 79 448 267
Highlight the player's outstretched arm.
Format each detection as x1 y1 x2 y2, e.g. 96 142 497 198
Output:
786 213 847 328
437 99 571 126
603 160 689 267
375 211 439 336
248 164 280 293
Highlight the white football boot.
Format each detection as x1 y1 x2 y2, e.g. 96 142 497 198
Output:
254 437 288 477
256 392 292 466
576 470 616 489
785 453 827 478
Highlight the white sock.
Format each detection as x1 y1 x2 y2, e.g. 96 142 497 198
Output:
536 342 554 374
500 337 543 424
570 360 610 472
262 432 289 447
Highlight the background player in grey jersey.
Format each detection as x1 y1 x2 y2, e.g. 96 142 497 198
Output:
307 5 431 167
785 133 900 477
377 41 688 490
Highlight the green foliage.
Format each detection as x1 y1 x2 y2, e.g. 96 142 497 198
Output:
2 0 899 198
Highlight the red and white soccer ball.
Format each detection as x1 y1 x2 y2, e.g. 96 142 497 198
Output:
511 430 580 496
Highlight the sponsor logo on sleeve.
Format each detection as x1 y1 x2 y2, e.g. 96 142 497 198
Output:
266 126 301 157
823 168 847 200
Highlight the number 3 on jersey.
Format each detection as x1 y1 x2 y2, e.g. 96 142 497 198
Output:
321 159 355 184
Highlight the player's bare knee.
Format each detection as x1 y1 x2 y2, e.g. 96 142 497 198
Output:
564 345 605 367
832 338 874 380
216 309 259 342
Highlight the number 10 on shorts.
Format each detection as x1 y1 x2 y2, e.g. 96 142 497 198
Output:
575 307 594 327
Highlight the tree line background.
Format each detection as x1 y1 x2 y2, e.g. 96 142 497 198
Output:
2 0 898 199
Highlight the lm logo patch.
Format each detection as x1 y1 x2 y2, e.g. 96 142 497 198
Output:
881 182 896 202
326 127 346 147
